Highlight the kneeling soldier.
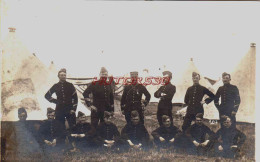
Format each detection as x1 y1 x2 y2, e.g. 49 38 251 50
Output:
39 108 66 154
185 113 215 156
121 110 150 150
96 111 121 150
152 115 181 150
215 116 246 158
70 111 96 152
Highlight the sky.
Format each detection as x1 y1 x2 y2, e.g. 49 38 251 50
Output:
1 0 259 80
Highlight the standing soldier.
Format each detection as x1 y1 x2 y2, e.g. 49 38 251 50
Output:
83 67 114 128
154 71 176 126
121 71 151 124
45 68 78 129
182 72 215 132
214 72 240 127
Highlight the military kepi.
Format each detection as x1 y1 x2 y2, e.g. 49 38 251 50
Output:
162 71 172 79
18 107 27 115
78 111 85 117
47 107 55 113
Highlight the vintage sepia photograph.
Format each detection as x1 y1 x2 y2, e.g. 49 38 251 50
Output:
0 1 259 161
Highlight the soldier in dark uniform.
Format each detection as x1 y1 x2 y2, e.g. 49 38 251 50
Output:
121 110 150 150
154 71 176 126
39 108 66 154
96 111 121 150
70 111 96 152
215 116 246 158
121 71 151 124
214 72 241 128
152 115 181 150
45 68 78 129
83 67 114 128
13 108 43 158
185 113 215 156
182 72 215 132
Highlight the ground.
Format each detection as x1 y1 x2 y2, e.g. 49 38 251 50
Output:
1 104 255 162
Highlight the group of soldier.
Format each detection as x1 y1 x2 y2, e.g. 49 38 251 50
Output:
10 67 246 159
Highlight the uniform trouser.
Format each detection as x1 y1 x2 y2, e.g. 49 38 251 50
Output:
55 104 76 129
219 111 236 128
215 144 239 158
157 109 173 126
91 110 105 128
125 109 144 124
182 113 201 132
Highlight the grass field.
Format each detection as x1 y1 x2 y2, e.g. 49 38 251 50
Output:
2 103 255 162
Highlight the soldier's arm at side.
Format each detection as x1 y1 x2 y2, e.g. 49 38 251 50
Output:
184 88 190 105
71 84 78 111
203 87 215 104
214 88 221 108
45 84 58 104
151 128 161 140
233 86 241 112
120 86 128 111
83 84 93 107
142 85 151 106
109 85 115 112
237 129 246 147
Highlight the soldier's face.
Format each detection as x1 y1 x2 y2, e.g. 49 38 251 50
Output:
163 119 171 127
104 116 113 124
131 116 140 125
47 112 55 120
58 72 66 82
222 75 231 84
195 118 203 126
18 112 27 121
79 115 87 123
163 74 171 84
223 118 232 128
192 75 200 84
100 72 108 78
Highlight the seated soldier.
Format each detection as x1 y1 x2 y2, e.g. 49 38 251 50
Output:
96 111 121 150
215 116 246 158
121 110 150 150
13 108 43 158
185 113 215 156
70 111 96 152
39 108 67 154
152 115 181 150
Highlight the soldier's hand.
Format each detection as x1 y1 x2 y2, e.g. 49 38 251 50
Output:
70 110 75 114
79 134 85 138
200 101 206 105
231 145 238 149
90 105 97 111
193 140 200 147
169 138 175 143
201 140 209 147
231 111 236 116
159 137 165 142
218 145 223 151
161 93 166 97
44 140 51 145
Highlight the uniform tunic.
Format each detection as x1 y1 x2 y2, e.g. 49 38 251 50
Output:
214 83 240 126
121 123 150 147
154 83 176 126
39 120 66 153
185 123 215 143
182 84 215 131
96 123 121 148
152 125 181 148
215 127 246 158
83 80 114 127
70 123 96 149
121 84 151 124
45 81 78 128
